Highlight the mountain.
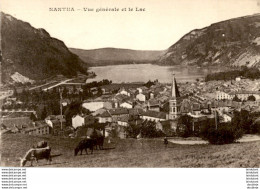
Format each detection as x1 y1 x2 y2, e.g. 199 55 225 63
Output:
69 48 165 66
159 14 260 68
1 12 87 84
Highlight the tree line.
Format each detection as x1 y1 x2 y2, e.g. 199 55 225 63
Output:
205 66 260 81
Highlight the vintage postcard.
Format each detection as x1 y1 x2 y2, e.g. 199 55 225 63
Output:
1 0 260 171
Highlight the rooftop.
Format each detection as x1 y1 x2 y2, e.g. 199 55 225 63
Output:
142 110 166 119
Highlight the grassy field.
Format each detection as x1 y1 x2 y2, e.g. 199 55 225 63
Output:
1 134 259 168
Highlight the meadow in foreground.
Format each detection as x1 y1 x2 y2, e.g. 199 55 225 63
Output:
1 134 259 167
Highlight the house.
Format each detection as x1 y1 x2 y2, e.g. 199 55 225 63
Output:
118 88 130 96
108 108 129 122
117 115 129 127
136 93 146 102
120 101 133 109
147 99 160 112
140 110 166 122
72 114 95 129
215 91 232 100
136 88 143 94
99 111 112 123
45 115 66 129
191 103 201 116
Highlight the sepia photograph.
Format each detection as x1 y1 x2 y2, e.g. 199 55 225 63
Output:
1 0 260 169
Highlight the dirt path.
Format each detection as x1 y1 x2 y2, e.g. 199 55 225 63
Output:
168 135 260 145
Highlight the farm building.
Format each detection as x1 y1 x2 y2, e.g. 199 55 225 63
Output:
22 121 50 135
72 114 95 129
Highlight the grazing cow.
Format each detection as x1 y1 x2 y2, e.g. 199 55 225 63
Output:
20 146 52 167
74 139 94 156
92 136 104 150
90 129 104 150
34 140 48 148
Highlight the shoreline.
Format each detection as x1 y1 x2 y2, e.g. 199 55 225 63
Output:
88 62 233 70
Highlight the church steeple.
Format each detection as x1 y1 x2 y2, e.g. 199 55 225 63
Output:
171 73 180 99
169 72 180 120
171 73 176 98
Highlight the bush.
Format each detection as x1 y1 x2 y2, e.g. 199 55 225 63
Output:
201 123 243 145
126 123 141 138
247 95 256 101
176 124 192 138
251 122 260 134
126 120 165 138
141 124 165 138
176 115 193 138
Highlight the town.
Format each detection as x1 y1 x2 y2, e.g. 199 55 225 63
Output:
1 69 260 143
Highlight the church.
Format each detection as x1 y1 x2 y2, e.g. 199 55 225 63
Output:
163 72 182 133
167 72 181 121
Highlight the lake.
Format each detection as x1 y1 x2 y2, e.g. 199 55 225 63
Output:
87 64 222 83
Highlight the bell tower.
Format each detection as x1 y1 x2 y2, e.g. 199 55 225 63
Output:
169 73 180 120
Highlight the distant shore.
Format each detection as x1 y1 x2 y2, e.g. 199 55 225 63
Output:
88 62 233 72
87 61 153 67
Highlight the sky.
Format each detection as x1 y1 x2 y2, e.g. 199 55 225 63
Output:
1 0 260 50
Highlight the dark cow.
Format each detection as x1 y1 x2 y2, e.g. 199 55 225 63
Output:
90 129 104 150
34 140 48 148
20 146 52 167
92 136 104 150
74 139 94 156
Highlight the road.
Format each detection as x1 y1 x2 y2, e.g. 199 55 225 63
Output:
41 79 74 91
29 81 57 91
